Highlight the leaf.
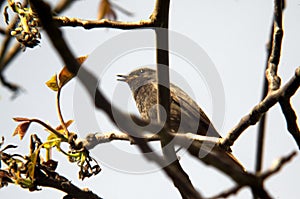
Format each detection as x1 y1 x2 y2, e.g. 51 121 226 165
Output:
45 74 59 91
13 117 30 122
58 55 88 87
12 121 31 140
98 0 117 20
56 120 74 131
27 162 35 180
43 133 61 149
28 150 39 180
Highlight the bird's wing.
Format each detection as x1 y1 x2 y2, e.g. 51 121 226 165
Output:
169 83 221 138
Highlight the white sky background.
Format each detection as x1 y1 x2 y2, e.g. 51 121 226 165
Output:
1 0 300 198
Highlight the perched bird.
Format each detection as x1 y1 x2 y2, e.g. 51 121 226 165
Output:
118 67 248 183
117 67 221 139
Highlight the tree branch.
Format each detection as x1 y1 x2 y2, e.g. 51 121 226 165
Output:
260 151 296 180
54 16 154 29
35 169 102 199
266 0 284 92
255 12 275 174
222 67 300 149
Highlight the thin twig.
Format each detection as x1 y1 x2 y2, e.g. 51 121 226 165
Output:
279 99 300 145
54 16 154 29
260 151 297 180
56 88 70 137
255 2 277 174
265 0 284 92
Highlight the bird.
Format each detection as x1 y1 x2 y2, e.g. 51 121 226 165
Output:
117 67 221 139
117 67 246 172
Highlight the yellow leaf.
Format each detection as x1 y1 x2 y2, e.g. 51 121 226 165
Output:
58 55 88 87
45 74 59 91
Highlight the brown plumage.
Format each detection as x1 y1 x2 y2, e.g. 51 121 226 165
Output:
117 67 221 138
118 67 246 173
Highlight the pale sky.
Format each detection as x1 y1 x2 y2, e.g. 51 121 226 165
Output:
1 1 300 198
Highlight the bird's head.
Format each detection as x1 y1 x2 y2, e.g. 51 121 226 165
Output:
117 67 156 91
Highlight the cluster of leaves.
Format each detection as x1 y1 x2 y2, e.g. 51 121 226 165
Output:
4 0 40 49
0 56 100 192
0 135 59 191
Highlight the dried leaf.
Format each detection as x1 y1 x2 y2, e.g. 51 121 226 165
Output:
13 121 31 140
98 0 117 20
45 74 59 91
58 55 88 87
13 117 30 122
56 120 74 131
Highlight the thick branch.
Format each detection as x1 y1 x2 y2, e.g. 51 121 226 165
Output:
35 169 102 199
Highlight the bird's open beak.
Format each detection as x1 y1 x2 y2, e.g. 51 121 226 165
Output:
117 74 128 82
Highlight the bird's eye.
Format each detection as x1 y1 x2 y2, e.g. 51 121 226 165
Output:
140 69 144 73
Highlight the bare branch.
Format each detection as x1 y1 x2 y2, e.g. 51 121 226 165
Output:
266 0 284 92
54 16 154 30
260 151 297 180
79 132 160 149
279 99 300 146
35 169 102 199
222 67 300 149
256 9 275 174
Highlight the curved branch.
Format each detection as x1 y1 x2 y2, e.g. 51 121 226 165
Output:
222 67 300 149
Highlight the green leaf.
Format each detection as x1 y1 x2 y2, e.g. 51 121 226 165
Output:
43 133 61 149
45 74 59 91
